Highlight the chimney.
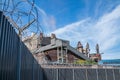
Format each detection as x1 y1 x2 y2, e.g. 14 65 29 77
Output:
51 33 56 39
37 33 43 48
51 33 56 45
40 33 43 39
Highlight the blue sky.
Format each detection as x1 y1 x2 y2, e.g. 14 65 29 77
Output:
35 0 120 29
1 0 120 59
34 0 120 59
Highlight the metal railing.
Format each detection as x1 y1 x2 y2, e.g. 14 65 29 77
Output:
41 63 120 69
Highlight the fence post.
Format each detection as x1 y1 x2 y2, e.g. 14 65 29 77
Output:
105 69 108 80
112 69 115 80
56 68 58 80
17 40 22 80
86 68 88 80
96 69 99 80
73 68 74 80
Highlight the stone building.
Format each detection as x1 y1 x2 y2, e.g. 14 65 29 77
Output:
33 33 89 64
23 33 101 64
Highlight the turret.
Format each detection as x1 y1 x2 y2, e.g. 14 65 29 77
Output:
85 42 90 57
77 41 83 53
77 41 83 48
86 42 89 49
96 43 99 54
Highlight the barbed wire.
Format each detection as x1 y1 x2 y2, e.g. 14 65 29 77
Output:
1 0 44 39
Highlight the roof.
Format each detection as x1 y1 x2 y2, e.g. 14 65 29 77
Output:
40 37 51 46
34 38 89 60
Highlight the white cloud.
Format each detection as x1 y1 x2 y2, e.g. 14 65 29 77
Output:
51 5 120 59
35 5 56 33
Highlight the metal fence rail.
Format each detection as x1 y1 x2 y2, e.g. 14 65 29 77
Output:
43 68 120 80
0 11 43 80
41 63 120 69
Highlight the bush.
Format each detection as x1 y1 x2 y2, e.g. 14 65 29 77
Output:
74 59 97 65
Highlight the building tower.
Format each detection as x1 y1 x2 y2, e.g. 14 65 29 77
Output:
37 33 43 48
95 43 101 61
85 42 90 57
77 41 83 53
96 43 99 54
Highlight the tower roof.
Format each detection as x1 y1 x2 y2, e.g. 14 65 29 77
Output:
96 44 99 50
86 42 89 49
96 43 99 53
77 41 83 48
